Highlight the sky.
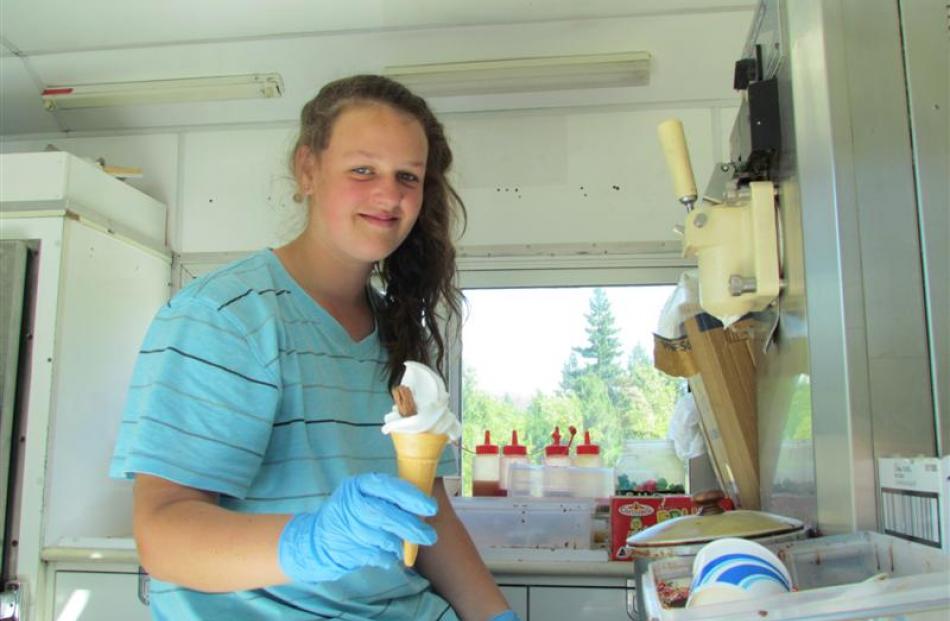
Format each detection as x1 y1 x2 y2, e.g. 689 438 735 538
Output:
461 285 676 400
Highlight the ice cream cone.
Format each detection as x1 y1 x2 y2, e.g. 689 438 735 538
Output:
391 432 448 566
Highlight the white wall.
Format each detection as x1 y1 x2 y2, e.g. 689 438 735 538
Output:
0 10 750 254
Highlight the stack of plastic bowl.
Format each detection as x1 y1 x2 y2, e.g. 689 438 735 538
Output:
687 537 792 607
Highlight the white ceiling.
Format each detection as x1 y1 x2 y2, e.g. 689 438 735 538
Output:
1 1 753 54
0 0 757 136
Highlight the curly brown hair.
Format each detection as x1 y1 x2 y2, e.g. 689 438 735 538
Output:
291 74 465 388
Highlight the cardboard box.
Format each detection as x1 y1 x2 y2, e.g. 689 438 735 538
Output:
609 495 734 560
878 456 950 552
653 333 697 378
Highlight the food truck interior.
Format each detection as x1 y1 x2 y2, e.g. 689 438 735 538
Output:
0 1 947 619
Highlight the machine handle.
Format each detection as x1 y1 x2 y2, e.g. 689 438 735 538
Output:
657 118 698 209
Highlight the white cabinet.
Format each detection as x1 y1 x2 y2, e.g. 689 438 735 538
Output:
529 586 631 620
499 585 529 620
53 570 150 621
0 152 170 621
494 570 635 621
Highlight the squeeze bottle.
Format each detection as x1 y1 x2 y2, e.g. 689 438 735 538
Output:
500 430 528 496
472 430 501 496
573 431 604 468
542 426 575 497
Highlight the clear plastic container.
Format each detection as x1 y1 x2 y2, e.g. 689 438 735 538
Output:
510 464 613 498
615 439 686 493
640 531 950 621
450 496 595 550
508 462 543 497
542 462 572 497
472 430 501 497
500 430 528 496
568 466 614 498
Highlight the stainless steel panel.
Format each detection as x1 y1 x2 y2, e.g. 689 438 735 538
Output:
899 0 949 456
785 0 877 533
750 0 819 527
841 0 935 459
779 0 939 534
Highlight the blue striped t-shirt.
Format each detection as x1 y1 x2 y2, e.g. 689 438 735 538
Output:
110 249 458 621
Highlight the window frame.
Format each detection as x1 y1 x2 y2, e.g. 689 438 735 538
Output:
446 242 695 425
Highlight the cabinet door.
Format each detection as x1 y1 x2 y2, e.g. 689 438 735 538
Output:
529 586 631 621
499 585 529 620
53 571 150 621
44 221 171 546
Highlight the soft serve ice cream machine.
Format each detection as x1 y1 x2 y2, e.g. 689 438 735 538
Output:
658 53 783 324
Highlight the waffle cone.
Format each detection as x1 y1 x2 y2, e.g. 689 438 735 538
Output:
391 432 449 566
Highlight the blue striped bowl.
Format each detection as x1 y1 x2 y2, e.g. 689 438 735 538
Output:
687 538 791 607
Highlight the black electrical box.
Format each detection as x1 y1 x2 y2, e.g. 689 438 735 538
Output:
729 46 782 179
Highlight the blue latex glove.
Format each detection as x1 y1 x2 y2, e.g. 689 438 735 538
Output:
488 611 521 621
278 473 438 583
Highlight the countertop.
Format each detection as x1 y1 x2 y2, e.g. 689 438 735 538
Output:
478 548 635 576
43 538 635 577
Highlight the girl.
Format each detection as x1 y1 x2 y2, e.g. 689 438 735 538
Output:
111 75 519 621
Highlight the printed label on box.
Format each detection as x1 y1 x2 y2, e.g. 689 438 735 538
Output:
879 457 948 551
609 495 734 561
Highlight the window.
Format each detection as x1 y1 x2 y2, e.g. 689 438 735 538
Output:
457 284 688 494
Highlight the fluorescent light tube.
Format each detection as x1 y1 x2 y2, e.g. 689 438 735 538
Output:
384 52 650 97
41 73 284 110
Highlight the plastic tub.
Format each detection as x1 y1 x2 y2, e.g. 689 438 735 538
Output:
507 463 543 497
639 531 950 620
542 461 572 497
568 466 614 498
450 497 595 550
615 439 686 492
508 464 614 498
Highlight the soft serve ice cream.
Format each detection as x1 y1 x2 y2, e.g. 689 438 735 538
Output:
381 361 460 567
381 361 461 440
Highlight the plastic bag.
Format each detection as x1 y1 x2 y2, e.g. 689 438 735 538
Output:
668 392 706 461
655 270 702 339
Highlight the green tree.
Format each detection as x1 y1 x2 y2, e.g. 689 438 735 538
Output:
559 352 581 393
570 373 626 465
523 391 583 460
557 288 634 463
460 287 688 489
623 343 685 438
561 288 630 411
570 288 624 386
461 366 523 493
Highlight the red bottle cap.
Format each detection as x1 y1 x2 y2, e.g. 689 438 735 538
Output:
503 430 527 456
575 430 600 455
544 426 571 457
475 430 499 454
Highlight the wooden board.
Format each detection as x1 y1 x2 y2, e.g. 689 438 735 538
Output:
684 314 759 509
